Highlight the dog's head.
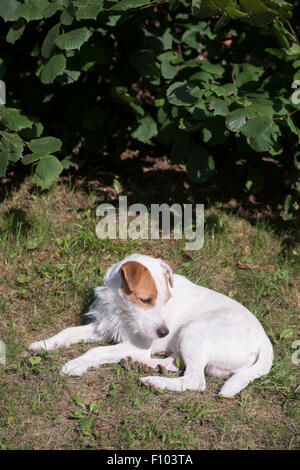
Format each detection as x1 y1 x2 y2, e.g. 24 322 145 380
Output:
117 256 174 341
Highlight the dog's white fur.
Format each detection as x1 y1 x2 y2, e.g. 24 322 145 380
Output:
29 253 273 397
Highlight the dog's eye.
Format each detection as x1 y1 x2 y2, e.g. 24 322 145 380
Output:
139 298 152 304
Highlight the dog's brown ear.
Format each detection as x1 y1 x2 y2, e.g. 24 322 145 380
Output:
161 259 174 288
118 261 158 302
118 261 146 294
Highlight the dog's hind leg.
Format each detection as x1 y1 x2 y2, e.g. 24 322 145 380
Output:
141 326 208 391
140 352 207 392
140 361 206 391
218 346 273 398
28 323 102 351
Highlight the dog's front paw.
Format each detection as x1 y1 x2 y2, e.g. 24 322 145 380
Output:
28 340 49 351
60 359 88 377
140 375 167 390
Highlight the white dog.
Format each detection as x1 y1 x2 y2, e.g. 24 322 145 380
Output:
29 253 273 397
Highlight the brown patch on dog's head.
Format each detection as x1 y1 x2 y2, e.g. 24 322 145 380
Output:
118 261 157 309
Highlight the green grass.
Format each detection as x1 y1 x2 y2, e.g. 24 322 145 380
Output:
0 180 299 450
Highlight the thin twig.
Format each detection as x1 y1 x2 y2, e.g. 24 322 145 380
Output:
286 20 299 46
273 108 300 121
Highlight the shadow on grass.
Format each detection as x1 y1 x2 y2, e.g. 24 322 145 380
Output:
68 148 300 250
1 207 32 237
1 146 299 250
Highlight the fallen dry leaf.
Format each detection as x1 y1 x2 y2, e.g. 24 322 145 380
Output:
236 260 275 271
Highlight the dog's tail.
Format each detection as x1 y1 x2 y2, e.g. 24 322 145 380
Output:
219 336 273 397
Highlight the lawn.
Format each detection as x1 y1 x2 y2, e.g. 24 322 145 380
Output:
0 161 299 450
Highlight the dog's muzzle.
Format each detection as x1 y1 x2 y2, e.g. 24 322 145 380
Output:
156 326 169 338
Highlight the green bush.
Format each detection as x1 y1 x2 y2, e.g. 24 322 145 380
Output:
0 0 299 217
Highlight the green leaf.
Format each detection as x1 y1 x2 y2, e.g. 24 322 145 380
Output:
209 83 237 97
16 1 44 22
161 60 178 80
60 4 75 25
0 107 34 132
200 61 224 76
89 401 99 414
40 54 66 84
279 328 293 340
226 108 250 132
282 194 294 220
235 64 263 87
240 115 272 138
294 69 300 82
131 115 158 143
167 81 202 107
29 356 41 366
111 0 150 11
182 29 200 49
61 156 76 169
26 240 39 250
265 47 286 59
248 97 274 118
28 137 62 154
192 0 219 18
35 155 64 186
17 274 29 284
43 1 63 18
240 0 277 27
72 395 86 409
68 409 85 419
75 0 104 20
80 416 93 432
176 357 185 369
0 0 20 21
1 131 24 155
22 153 47 165
21 119 44 139
6 18 26 43
56 27 91 51
271 21 290 48
287 115 300 143
0 149 10 177
158 51 181 80
225 5 248 19
41 23 61 59
208 97 229 116
58 69 81 85
247 133 272 152
214 14 230 31
187 145 215 183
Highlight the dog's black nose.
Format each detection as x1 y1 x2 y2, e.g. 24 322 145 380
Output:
157 327 169 338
